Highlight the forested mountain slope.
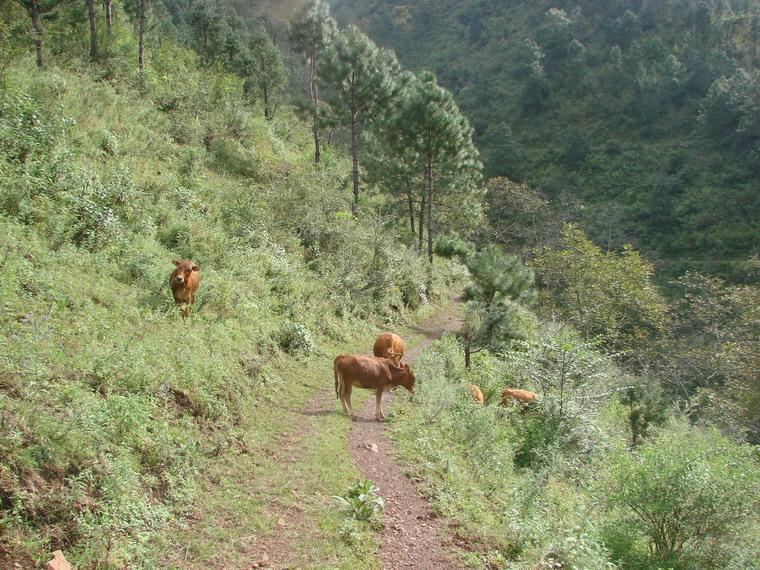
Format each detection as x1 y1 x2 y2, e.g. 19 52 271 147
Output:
333 0 760 280
2 0 759 568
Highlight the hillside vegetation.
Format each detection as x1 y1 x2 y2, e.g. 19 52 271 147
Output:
1 0 759 569
0 3 464 566
333 0 760 280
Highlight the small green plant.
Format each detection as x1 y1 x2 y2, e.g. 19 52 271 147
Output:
278 322 314 356
333 479 385 523
98 128 119 156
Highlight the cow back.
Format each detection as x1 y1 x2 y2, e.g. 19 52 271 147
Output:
372 332 405 364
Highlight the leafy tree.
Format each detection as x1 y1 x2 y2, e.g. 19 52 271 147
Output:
534 224 667 355
599 422 760 567
318 25 400 215
289 0 336 164
661 269 760 443
102 0 113 33
86 0 97 60
243 33 287 120
138 0 147 80
484 177 555 255
13 0 64 67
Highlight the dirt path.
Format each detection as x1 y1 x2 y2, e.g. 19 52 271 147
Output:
243 301 464 570
348 301 465 570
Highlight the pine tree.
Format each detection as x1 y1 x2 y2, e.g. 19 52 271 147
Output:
436 238 535 367
363 70 422 244
243 33 287 120
14 0 63 67
397 71 482 263
289 0 336 164
318 25 400 216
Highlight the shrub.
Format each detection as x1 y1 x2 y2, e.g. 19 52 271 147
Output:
98 129 119 156
277 322 314 356
597 421 760 568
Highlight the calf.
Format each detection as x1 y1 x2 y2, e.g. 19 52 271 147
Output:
500 388 539 412
169 259 200 321
372 332 405 365
467 383 485 405
334 355 415 421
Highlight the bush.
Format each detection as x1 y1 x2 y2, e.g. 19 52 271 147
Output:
333 479 385 525
277 322 314 356
597 421 760 568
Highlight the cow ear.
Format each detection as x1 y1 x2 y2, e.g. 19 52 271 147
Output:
171 259 181 266
192 265 200 272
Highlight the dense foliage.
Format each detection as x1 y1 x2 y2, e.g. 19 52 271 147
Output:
333 0 760 281
392 333 760 570
2 0 758 568
0 1 466 565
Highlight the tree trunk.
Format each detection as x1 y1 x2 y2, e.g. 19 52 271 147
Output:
407 189 415 238
30 0 45 68
202 23 208 65
426 155 434 264
310 55 321 164
87 0 98 60
418 192 425 254
102 0 112 33
350 77 360 216
464 339 471 369
263 85 270 120
138 0 146 81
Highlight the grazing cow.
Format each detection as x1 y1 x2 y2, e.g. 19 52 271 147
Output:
500 388 539 411
169 259 200 321
467 384 485 405
334 355 415 421
372 332 405 365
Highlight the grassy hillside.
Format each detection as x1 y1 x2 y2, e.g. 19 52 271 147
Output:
332 0 760 281
0 8 464 565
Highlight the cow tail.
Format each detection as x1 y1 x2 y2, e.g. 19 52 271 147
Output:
334 361 341 399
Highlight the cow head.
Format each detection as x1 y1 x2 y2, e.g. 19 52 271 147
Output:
171 259 199 285
390 362 415 393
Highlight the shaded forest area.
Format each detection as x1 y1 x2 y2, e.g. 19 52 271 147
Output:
333 0 760 282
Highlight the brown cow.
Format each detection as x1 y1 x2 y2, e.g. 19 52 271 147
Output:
372 332 405 365
500 388 539 411
334 355 415 421
170 259 200 321
467 384 485 405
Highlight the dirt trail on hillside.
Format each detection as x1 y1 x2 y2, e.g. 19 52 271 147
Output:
349 301 465 570
247 301 464 569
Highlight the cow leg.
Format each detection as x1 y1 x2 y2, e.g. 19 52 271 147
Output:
339 392 349 414
375 388 385 421
344 385 356 419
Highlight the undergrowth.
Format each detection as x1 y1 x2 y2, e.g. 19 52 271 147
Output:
391 333 760 569
0 39 465 568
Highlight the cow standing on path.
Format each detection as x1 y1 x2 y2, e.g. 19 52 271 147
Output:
373 332 405 365
334 355 415 421
170 259 200 321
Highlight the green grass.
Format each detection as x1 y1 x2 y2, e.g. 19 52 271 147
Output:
0 34 465 567
152 322 440 569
